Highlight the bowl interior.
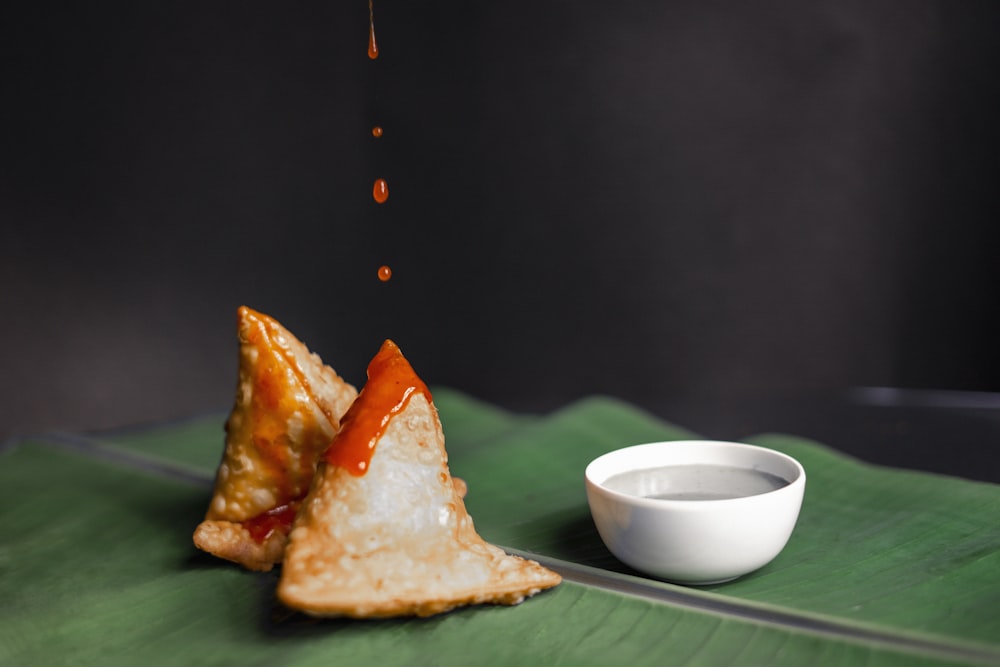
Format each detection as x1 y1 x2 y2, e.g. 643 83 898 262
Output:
586 440 803 503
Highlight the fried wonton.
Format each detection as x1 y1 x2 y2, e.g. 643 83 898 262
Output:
193 306 358 571
277 340 561 618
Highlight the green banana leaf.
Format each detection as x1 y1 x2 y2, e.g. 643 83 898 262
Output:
2 388 998 666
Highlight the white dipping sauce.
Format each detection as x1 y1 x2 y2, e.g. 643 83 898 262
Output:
603 463 789 501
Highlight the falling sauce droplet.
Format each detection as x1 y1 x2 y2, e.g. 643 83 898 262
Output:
368 0 379 60
367 2 389 287
373 178 389 203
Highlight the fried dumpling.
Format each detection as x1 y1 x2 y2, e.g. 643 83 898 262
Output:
193 306 358 571
277 340 561 618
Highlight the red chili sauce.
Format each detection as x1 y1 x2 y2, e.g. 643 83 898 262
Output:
242 501 300 544
324 340 431 475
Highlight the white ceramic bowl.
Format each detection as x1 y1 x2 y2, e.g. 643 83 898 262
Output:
585 440 805 585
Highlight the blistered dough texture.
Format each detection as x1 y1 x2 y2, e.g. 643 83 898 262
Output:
194 306 357 570
193 520 286 572
206 306 357 522
278 393 561 618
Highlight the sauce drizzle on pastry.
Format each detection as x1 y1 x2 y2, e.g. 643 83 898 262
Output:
241 313 323 501
243 501 300 544
325 340 431 475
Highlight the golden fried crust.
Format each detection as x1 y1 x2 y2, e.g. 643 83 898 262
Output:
277 393 561 618
194 306 358 570
193 520 286 572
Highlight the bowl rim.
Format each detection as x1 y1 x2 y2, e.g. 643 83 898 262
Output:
585 439 806 508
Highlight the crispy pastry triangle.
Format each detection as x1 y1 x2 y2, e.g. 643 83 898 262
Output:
193 306 358 571
277 340 561 618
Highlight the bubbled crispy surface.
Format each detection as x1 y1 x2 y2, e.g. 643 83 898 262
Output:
205 306 357 523
194 307 358 571
192 520 286 572
277 393 561 618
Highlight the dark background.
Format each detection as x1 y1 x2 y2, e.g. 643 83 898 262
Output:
3 2 999 468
